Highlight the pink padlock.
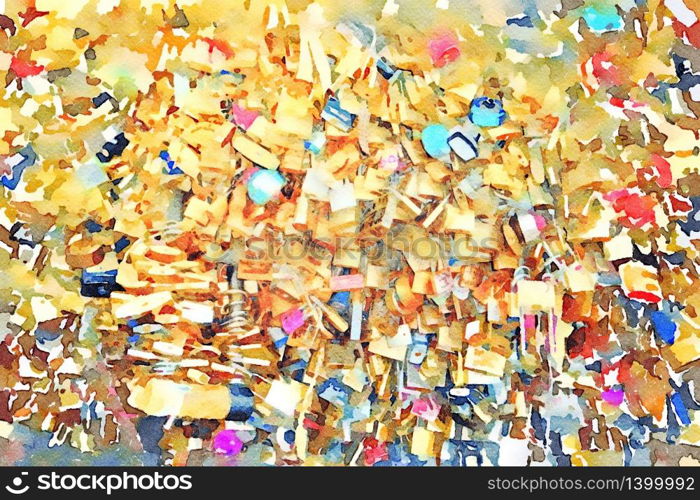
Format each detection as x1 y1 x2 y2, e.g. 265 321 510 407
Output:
231 103 259 130
281 307 305 334
428 33 460 68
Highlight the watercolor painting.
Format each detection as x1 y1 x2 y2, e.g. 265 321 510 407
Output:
0 0 699 467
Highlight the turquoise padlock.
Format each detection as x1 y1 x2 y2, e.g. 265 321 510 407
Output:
469 97 506 127
247 169 286 205
582 5 623 33
421 124 451 158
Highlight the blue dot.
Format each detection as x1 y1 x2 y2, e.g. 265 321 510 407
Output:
651 310 677 344
284 430 295 444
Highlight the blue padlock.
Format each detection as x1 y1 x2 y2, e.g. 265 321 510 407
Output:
448 124 480 162
469 97 506 127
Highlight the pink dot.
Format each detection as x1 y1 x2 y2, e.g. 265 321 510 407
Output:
602 389 624 406
213 430 244 456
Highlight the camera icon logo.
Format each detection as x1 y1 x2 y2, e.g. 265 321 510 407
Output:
5 472 29 495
